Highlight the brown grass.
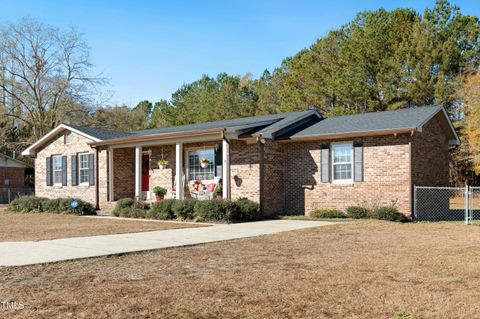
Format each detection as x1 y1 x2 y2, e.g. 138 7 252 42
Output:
1 220 480 318
0 206 204 242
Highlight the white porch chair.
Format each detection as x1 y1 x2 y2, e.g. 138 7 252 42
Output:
197 177 221 200
169 175 185 199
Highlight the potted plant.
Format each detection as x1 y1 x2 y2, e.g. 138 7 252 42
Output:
199 157 210 168
157 159 168 169
153 186 167 201
214 186 223 200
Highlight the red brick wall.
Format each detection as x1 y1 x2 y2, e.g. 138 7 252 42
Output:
35 131 108 208
230 140 260 203
0 167 25 188
411 115 450 187
262 140 285 216
283 135 412 216
112 147 135 200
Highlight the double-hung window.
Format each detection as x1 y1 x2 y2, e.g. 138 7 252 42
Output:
79 153 90 185
331 143 353 182
187 148 215 182
52 155 63 186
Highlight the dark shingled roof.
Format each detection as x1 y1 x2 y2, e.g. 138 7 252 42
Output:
288 106 443 138
68 125 134 140
128 110 317 138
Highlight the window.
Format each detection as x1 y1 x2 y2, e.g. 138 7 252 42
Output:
64 132 72 144
332 143 353 182
79 153 90 185
187 148 215 181
53 155 63 186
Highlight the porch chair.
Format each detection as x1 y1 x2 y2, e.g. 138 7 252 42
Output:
169 175 185 199
198 177 221 200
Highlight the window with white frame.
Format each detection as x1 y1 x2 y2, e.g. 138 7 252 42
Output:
332 143 353 182
187 148 215 181
53 155 63 186
79 153 90 185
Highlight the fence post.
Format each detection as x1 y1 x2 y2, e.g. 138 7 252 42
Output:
413 185 417 221
7 188 10 204
465 185 469 225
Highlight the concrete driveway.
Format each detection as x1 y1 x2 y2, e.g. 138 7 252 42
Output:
0 219 333 266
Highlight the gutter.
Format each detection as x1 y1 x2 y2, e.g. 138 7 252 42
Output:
278 127 417 142
89 128 225 147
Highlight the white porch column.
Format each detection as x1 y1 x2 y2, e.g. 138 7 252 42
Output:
134 146 142 199
222 139 231 200
175 143 184 199
108 147 114 201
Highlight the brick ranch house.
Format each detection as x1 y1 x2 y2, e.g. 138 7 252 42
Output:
22 106 458 217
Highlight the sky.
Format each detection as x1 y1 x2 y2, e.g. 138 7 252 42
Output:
1 0 479 107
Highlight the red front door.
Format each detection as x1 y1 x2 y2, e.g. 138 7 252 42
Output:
142 154 150 192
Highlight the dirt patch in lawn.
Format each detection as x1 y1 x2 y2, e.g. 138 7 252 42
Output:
2 220 480 318
0 206 204 242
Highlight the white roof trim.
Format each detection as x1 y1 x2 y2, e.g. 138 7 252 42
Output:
21 124 102 156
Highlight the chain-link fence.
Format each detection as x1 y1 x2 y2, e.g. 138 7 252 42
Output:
0 187 34 204
414 186 468 222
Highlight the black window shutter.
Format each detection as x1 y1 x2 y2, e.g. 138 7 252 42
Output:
354 142 363 182
88 153 95 186
320 144 330 183
71 155 78 186
62 156 68 186
46 157 52 186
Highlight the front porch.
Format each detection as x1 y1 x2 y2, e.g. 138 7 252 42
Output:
107 139 231 202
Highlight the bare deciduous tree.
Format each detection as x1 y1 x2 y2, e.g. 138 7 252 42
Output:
0 18 103 141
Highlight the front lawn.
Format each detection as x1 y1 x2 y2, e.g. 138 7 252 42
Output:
1 220 480 318
0 206 204 242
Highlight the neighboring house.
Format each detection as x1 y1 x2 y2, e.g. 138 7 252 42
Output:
22 106 458 217
0 154 29 188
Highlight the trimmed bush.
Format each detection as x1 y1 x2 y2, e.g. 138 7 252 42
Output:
113 198 135 217
42 198 71 213
67 199 96 215
128 207 147 218
346 206 370 219
9 195 48 213
372 206 409 222
234 198 261 221
194 200 226 222
172 199 196 220
311 209 346 219
148 199 175 219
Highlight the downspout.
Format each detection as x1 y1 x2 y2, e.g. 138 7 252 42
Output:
258 135 265 215
409 130 414 221
94 147 100 211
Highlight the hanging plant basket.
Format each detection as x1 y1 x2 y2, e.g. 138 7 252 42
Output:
200 157 210 168
157 159 168 170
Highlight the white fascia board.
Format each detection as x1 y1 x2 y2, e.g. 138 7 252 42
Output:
21 124 102 156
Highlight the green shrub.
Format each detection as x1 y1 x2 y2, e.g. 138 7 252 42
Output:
9 195 48 212
172 199 196 220
311 209 346 219
148 199 175 219
194 200 226 222
128 207 147 218
234 198 261 221
67 199 96 215
346 206 370 219
42 198 71 213
113 198 135 216
372 206 409 222
9 196 95 215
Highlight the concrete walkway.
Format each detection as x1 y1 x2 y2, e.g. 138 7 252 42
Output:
0 220 333 266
